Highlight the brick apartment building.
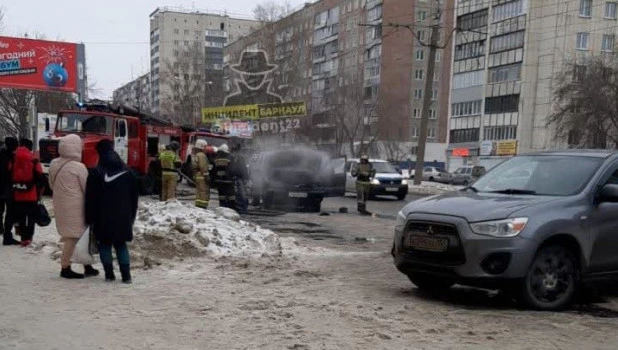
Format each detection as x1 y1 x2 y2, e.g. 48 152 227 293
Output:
224 0 455 159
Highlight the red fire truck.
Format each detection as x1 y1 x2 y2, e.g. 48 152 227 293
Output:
38 101 186 193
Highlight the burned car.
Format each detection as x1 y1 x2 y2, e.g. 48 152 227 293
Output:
248 149 344 212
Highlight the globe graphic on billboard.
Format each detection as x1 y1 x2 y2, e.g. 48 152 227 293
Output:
43 63 68 87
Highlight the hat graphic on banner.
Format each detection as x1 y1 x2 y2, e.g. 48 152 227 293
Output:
224 50 282 107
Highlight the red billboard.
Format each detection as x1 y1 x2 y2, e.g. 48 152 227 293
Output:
0 36 86 95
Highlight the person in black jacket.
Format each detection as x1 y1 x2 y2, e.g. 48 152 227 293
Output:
85 140 138 283
0 137 18 237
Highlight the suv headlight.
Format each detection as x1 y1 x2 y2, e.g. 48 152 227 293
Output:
469 218 528 238
402 179 408 185
371 179 380 185
396 210 407 227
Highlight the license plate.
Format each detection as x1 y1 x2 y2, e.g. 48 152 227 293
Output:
407 235 448 252
386 187 398 192
289 192 308 198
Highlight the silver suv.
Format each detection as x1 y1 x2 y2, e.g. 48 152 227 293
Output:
393 150 618 310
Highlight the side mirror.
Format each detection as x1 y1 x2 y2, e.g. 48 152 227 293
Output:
599 184 618 203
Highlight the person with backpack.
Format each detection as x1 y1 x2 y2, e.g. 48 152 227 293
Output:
4 138 44 246
0 137 18 243
86 140 138 283
49 134 98 279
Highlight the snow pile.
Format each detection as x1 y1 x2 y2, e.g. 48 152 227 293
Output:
132 200 282 259
408 181 462 195
30 200 283 267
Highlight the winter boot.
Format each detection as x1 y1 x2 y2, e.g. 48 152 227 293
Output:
84 265 100 277
103 263 116 282
119 264 132 284
60 267 85 279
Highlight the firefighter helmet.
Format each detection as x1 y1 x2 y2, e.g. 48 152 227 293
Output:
195 139 207 150
219 144 230 153
361 155 369 161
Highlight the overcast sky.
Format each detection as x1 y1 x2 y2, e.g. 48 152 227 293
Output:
2 0 308 99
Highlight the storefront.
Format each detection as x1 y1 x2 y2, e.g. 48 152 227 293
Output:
447 140 518 171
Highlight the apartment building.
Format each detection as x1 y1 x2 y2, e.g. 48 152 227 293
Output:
148 7 259 119
224 0 455 158
447 0 618 170
112 73 152 112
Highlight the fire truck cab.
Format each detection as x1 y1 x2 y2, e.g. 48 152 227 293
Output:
38 101 184 193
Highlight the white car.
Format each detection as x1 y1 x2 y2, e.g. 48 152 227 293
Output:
422 166 452 183
345 159 409 200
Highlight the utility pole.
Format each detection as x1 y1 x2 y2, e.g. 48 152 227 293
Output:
360 0 455 185
413 4 441 186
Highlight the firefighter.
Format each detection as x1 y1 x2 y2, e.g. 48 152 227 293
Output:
193 140 210 209
231 144 249 214
213 144 235 210
351 155 375 215
159 144 179 201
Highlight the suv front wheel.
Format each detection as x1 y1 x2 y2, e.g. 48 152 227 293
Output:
521 245 579 310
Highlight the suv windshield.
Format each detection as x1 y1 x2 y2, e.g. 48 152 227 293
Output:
57 113 112 135
373 162 398 173
472 155 604 196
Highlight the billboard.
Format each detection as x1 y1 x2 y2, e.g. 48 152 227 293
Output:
0 36 87 96
202 101 307 122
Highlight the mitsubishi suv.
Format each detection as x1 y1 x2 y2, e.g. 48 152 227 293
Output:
393 150 618 310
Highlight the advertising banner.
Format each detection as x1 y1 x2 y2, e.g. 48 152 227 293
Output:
496 140 518 156
202 101 307 123
0 36 87 95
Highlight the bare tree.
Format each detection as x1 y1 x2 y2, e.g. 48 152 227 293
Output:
160 45 208 126
253 0 294 23
330 82 379 158
0 7 5 34
380 140 408 162
548 56 618 149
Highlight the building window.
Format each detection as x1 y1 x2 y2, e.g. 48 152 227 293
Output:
417 11 427 21
454 40 485 61
485 94 520 114
576 32 590 50
449 128 480 143
483 125 518 141
174 40 179 46
415 49 425 60
414 89 423 99
452 69 485 89
602 34 615 51
429 109 437 119
451 100 482 117
580 0 592 17
436 51 441 62
174 29 179 34
457 9 488 31
428 127 436 138
413 109 420 118
432 90 438 100
415 69 424 80
434 72 440 81
492 0 526 22
606 2 618 19
184 29 189 35
411 127 419 137
490 31 525 53
417 30 426 42
488 63 522 83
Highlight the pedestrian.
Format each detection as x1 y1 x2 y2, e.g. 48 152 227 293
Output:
192 139 210 209
159 143 178 201
49 134 99 279
86 139 138 283
214 144 236 210
4 138 44 246
0 137 18 243
351 155 375 215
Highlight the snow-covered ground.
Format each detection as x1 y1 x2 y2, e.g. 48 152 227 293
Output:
408 181 463 195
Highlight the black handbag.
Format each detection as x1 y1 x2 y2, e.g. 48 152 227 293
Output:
36 203 51 227
88 227 98 255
